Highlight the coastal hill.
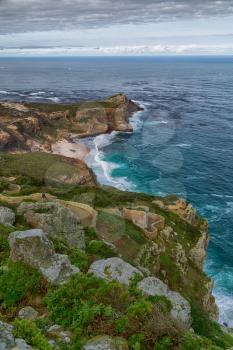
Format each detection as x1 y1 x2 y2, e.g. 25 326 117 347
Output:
0 95 233 350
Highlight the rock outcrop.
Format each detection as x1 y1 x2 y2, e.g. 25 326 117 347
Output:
8 229 80 284
88 257 143 285
17 201 85 249
137 276 192 327
0 206 15 225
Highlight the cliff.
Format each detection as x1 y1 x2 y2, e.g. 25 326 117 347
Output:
0 94 142 153
0 95 232 350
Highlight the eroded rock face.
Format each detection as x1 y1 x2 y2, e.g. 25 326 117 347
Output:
17 201 85 249
83 335 128 350
137 276 192 327
0 206 15 225
8 229 80 284
88 257 143 285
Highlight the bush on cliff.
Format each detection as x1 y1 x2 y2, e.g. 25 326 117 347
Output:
13 319 52 350
0 261 42 308
45 273 180 349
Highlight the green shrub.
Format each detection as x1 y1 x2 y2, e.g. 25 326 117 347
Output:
86 240 116 258
0 262 41 307
45 274 113 329
127 299 153 317
128 333 145 350
191 302 233 348
13 319 52 350
154 337 172 350
115 316 130 333
45 274 182 348
181 332 222 350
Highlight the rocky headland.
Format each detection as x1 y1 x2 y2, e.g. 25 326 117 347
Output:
0 94 232 350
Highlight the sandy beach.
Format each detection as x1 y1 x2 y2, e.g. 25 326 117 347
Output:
51 139 90 160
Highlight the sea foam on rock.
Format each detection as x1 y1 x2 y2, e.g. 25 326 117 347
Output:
8 228 80 284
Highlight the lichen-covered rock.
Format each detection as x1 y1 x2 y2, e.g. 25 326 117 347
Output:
8 229 80 284
83 335 128 350
0 206 15 225
17 201 85 249
14 338 33 349
0 321 15 350
137 276 192 327
88 257 143 285
18 306 38 321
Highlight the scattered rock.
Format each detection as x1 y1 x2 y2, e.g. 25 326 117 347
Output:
137 276 192 327
88 257 143 285
14 338 33 349
8 229 80 284
0 206 15 225
0 321 15 350
18 306 38 321
83 335 128 350
47 324 71 344
17 202 85 249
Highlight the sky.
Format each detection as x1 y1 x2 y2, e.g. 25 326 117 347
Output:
0 0 233 56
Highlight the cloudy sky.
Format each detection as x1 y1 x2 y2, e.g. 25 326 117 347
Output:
0 0 233 56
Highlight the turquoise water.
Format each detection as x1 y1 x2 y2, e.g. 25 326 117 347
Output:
1 56 233 324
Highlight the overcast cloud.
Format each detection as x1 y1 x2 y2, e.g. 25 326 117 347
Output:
0 0 233 55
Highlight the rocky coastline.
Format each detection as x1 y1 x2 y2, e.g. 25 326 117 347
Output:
0 94 232 350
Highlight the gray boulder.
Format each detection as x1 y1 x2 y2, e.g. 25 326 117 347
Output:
17 201 85 249
83 335 128 350
8 229 80 284
0 206 15 225
14 338 33 349
88 257 143 285
0 321 15 350
18 306 38 321
137 276 192 327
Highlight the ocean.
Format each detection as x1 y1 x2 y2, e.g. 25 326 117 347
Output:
0 56 233 325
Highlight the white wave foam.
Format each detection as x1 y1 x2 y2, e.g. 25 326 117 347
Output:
84 132 135 191
174 143 192 148
46 97 60 102
214 292 233 327
29 91 46 96
83 101 146 191
0 90 9 94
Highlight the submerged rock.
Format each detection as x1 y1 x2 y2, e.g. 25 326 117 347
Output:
0 206 15 225
83 335 128 350
137 276 192 327
17 201 85 249
8 229 79 284
88 257 143 285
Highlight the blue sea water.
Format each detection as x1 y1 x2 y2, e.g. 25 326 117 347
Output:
0 56 233 325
